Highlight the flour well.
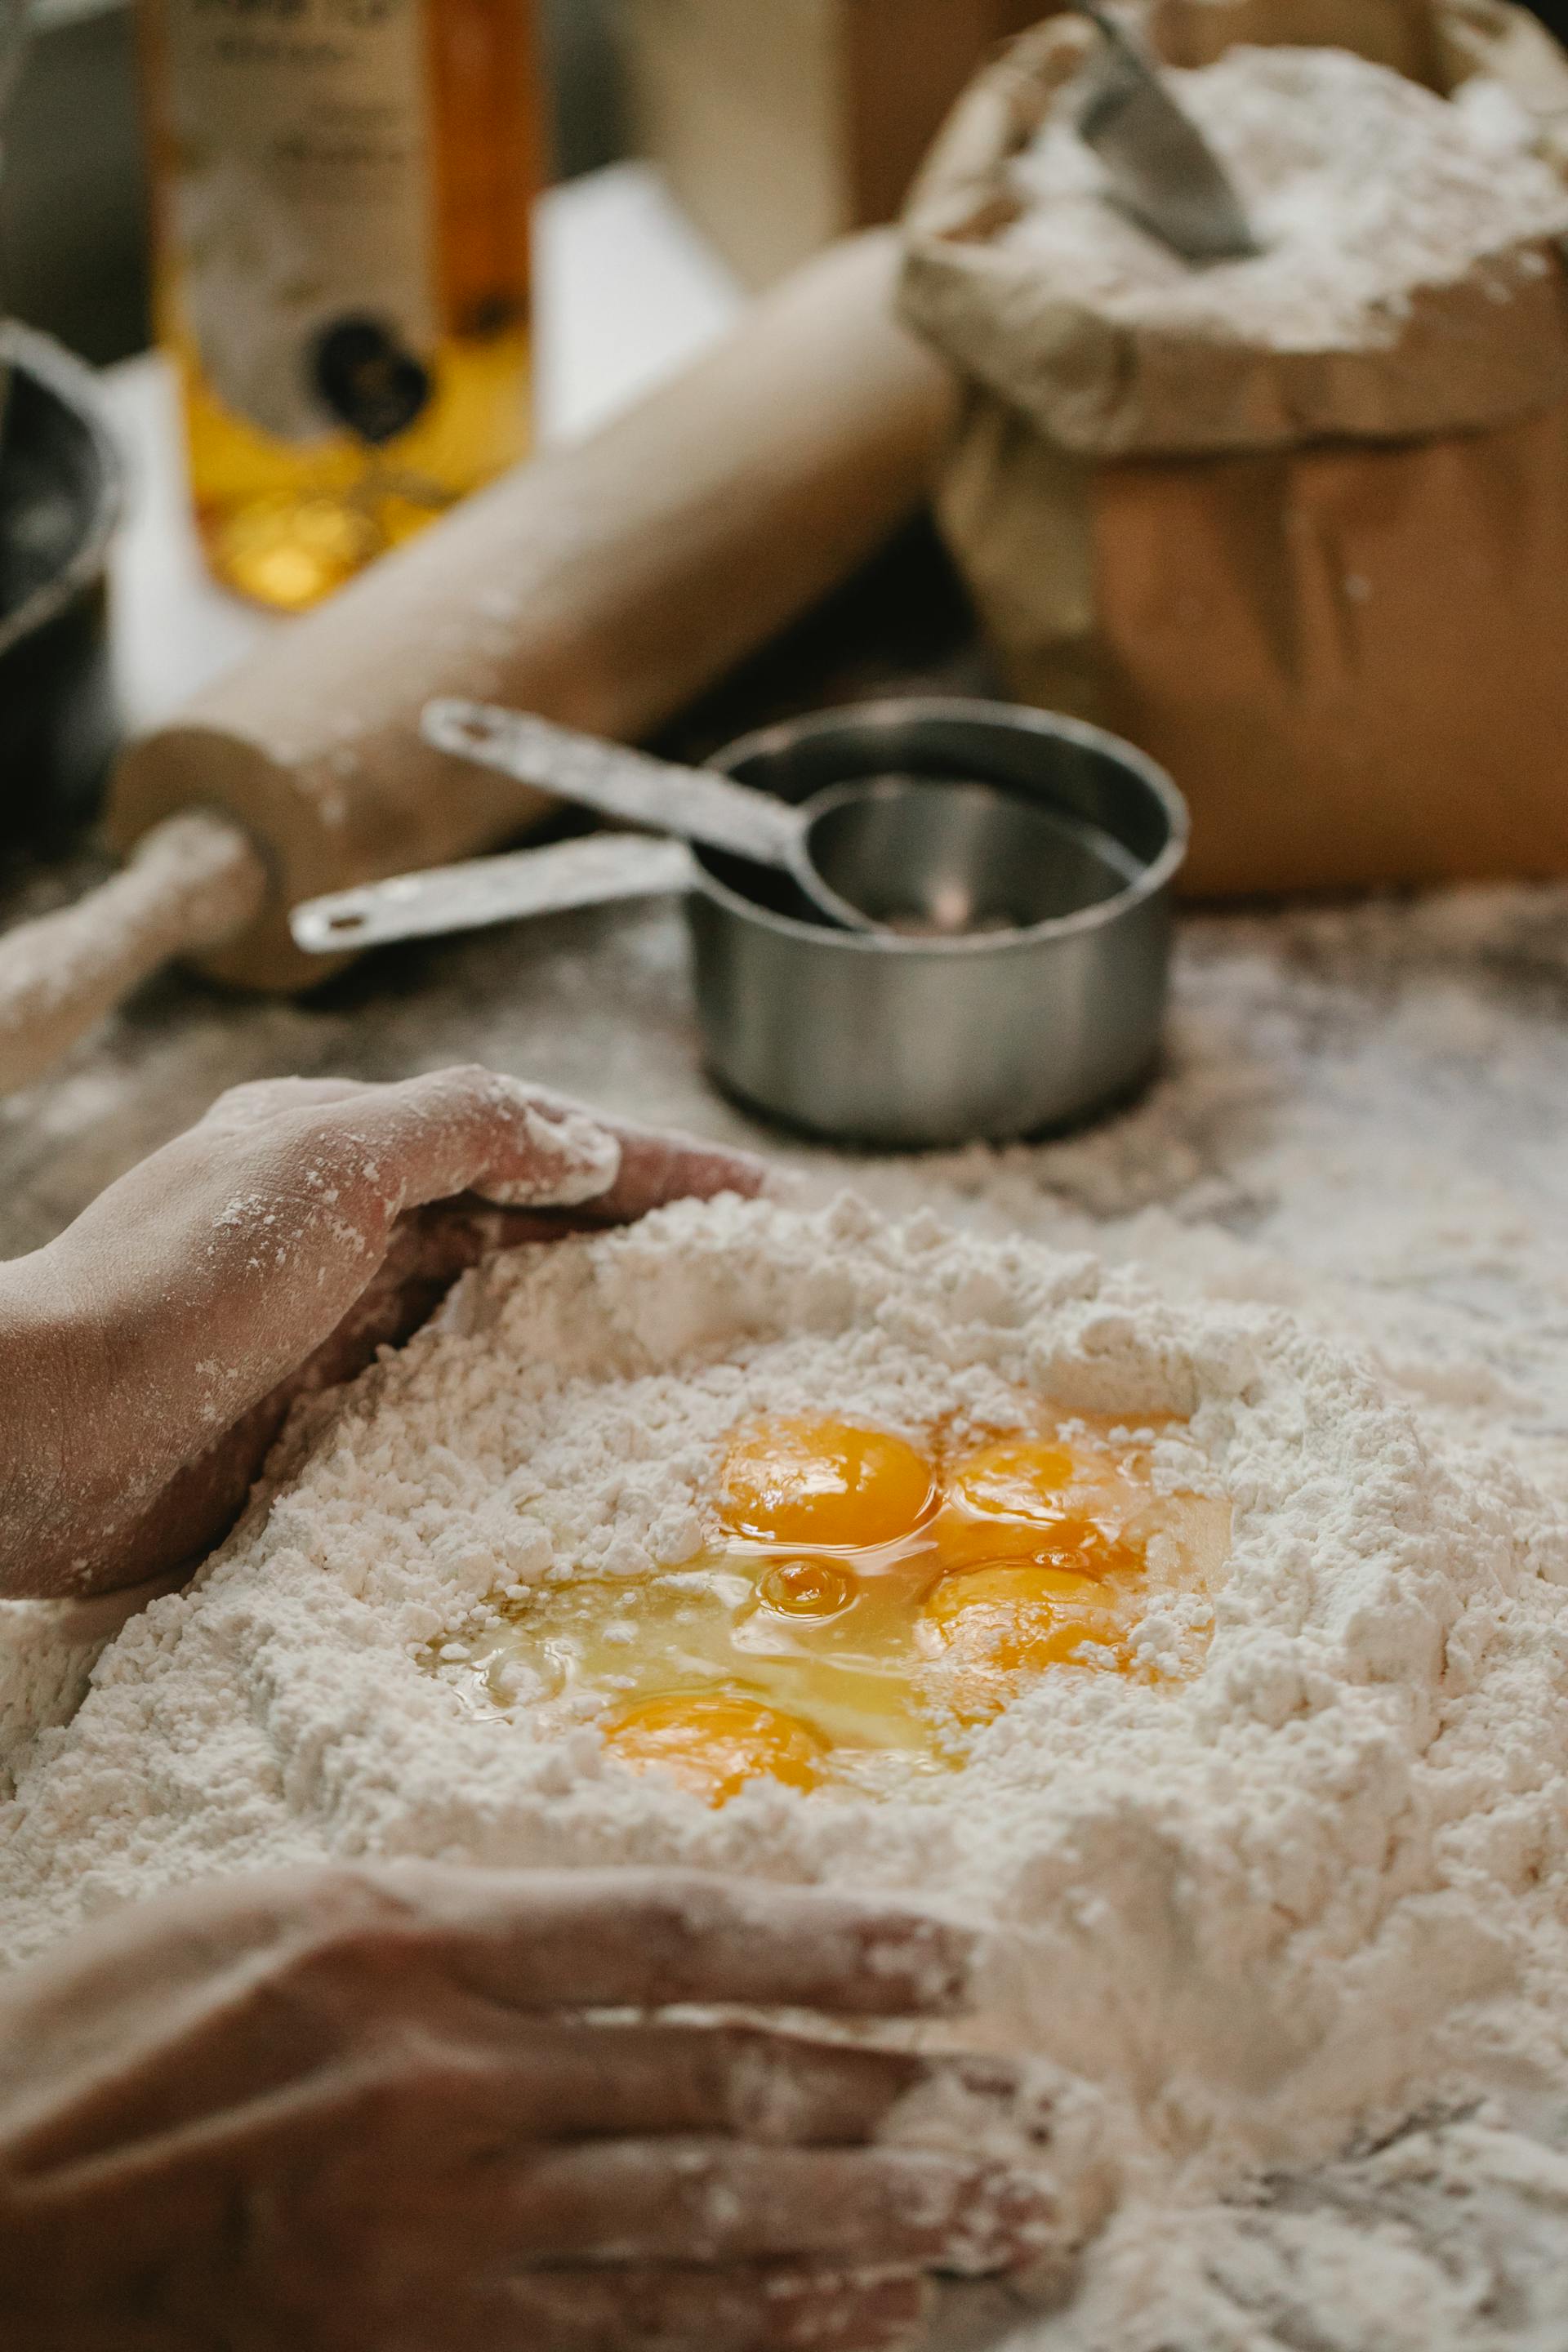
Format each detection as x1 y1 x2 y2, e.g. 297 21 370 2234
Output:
4 1192 1568 2341
1008 45 1568 351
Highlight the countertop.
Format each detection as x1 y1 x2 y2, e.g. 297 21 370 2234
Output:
7 158 1568 2347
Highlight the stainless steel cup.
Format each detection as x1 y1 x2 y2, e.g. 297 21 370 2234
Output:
688 698 1187 1148
293 694 1188 1152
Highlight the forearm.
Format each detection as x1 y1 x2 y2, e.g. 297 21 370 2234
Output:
0 1236 225 1601
0 1207 510 1602
0 1251 96 1600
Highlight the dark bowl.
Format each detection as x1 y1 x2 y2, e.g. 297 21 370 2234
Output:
0 323 123 844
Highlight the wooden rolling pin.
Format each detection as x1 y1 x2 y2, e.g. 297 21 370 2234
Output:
0 232 956 1092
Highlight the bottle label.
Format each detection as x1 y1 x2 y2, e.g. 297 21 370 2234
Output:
158 0 439 446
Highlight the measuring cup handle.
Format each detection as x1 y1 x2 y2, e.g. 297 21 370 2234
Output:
423 700 803 871
292 834 696 955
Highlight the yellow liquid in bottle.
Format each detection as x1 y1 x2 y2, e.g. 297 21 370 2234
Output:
140 0 541 612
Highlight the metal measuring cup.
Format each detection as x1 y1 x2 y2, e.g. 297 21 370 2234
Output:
685 701 1187 1145
294 698 1188 1149
419 699 1128 938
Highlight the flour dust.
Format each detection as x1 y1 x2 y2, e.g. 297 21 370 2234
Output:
4 1187 1568 2348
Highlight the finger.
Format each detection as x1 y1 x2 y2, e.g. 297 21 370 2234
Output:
279 1069 765 1222
520 1089 767 1222
188 1069 763 1232
457 2140 1056 2273
420 2020 951 2145
12 2017 938 2177
319 2030 1018 2151
468 1091 767 1220
348 1865 976 2016
457 2265 928 2352
284 1067 626 1223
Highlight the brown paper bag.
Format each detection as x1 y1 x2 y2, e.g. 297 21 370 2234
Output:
900 2 1568 894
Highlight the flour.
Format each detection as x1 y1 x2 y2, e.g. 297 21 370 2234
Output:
1007 45 1568 352
844 885 1568 1518
4 1189 1568 2342
0 1577 185 1765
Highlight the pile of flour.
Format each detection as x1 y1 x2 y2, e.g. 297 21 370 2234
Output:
1007 45 1568 350
5 1192 1568 2343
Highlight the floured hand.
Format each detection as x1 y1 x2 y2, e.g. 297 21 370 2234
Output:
0 1865 1059 2352
0 1067 763 1600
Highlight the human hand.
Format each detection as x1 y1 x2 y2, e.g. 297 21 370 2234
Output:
0 1865 1062 2352
0 1068 763 1600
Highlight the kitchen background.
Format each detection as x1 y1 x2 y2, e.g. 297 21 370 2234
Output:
0 0 623 368
21 0 1568 369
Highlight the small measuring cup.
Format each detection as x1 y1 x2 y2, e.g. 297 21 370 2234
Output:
420 699 1133 938
294 699 1188 1148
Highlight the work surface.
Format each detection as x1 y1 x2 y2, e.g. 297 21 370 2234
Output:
12 778 1568 2343
8 811 1568 1486
7 167 1568 2345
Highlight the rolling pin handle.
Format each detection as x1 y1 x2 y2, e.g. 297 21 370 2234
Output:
0 813 267 1095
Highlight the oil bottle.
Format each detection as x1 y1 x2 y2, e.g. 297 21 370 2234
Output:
140 0 543 612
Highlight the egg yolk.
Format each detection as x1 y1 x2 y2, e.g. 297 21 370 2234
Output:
718 1419 936 1550
936 1438 1125 1571
470 1410 1227 1802
757 1558 857 1619
921 1564 1128 1720
600 1691 827 1806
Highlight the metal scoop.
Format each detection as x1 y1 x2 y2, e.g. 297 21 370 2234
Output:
388 699 1138 942
1071 2 1257 264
